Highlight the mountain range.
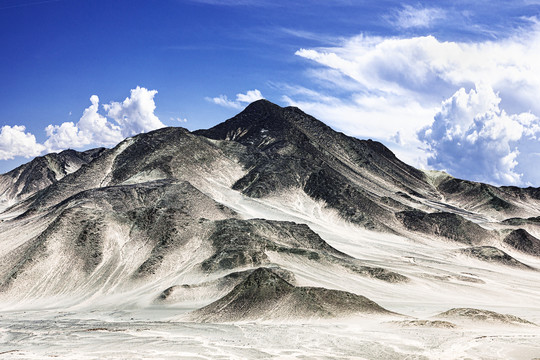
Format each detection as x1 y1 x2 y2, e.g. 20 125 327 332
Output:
1 100 539 358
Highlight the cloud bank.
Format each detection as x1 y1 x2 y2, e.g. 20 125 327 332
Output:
289 20 540 185
1 87 165 159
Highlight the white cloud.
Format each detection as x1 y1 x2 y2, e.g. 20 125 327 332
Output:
45 87 165 152
419 85 540 185
170 117 188 123
236 89 264 103
44 95 123 152
103 86 165 137
389 5 445 29
207 89 264 109
0 125 45 160
0 87 166 164
207 94 242 109
294 25 540 109
44 122 87 152
291 23 540 184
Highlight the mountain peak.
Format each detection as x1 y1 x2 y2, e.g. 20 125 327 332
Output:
194 99 292 143
243 98 282 112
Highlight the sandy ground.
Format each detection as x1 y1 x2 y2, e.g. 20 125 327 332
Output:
1 309 539 360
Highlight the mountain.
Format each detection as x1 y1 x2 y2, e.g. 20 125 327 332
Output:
190 267 395 322
1 100 539 336
0 148 105 207
195 100 434 230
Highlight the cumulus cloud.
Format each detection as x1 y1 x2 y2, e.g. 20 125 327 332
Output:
103 86 165 137
44 87 164 152
388 5 445 29
207 95 241 109
290 23 540 184
235 89 264 103
419 85 540 185
44 95 123 152
0 86 166 164
207 89 264 109
0 125 46 160
295 23 540 111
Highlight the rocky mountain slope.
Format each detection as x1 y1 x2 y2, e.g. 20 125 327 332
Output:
0 148 105 207
0 100 539 329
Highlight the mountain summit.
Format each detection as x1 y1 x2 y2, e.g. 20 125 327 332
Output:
196 99 440 230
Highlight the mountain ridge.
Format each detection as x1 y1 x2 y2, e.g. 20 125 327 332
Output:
0 147 105 206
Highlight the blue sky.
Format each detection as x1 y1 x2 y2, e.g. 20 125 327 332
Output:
1 0 540 186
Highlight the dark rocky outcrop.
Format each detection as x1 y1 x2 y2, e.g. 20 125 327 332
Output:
436 308 536 326
191 267 393 322
500 185 540 202
502 216 540 226
156 267 295 304
396 210 492 244
200 218 407 282
460 246 532 269
435 177 540 217
437 178 513 211
303 168 391 230
503 229 540 256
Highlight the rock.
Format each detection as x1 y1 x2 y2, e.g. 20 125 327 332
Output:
503 229 540 256
191 267 393 322
396 210 492 244
437 308 536 326
460 246 532 269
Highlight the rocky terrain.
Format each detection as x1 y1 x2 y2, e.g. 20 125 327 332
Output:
0 148 105 206
1 100 539 359
436 308 536 326
191 267 393 322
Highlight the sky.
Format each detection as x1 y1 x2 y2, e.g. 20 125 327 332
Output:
1 0 540 186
